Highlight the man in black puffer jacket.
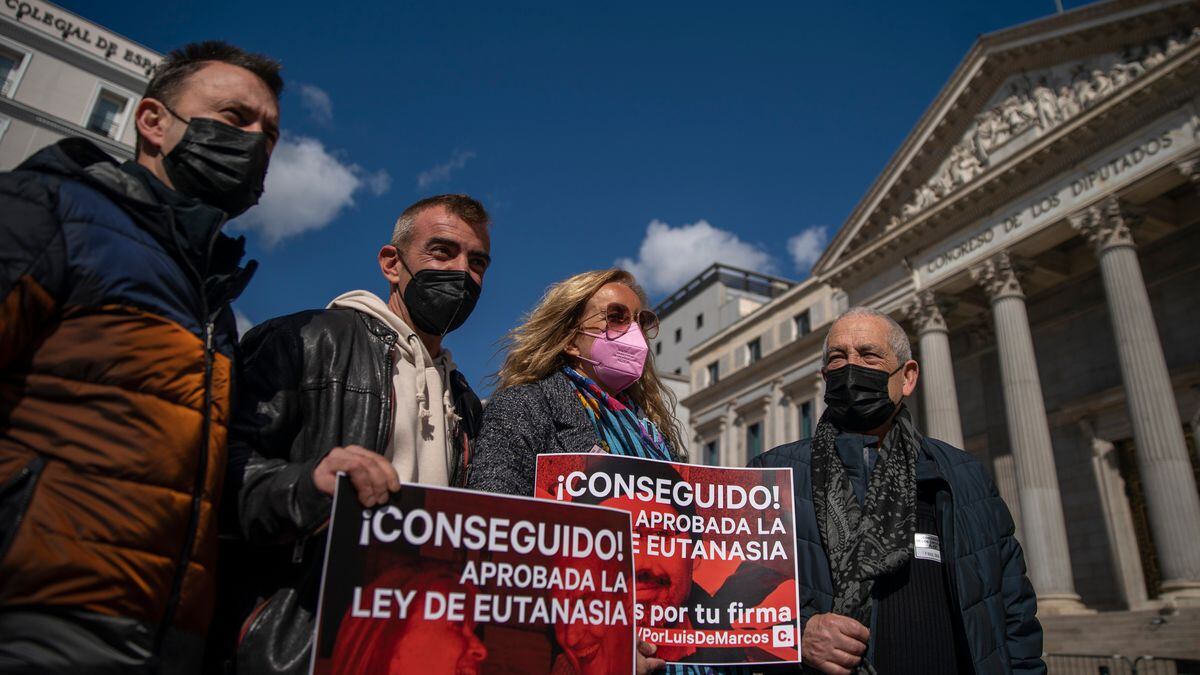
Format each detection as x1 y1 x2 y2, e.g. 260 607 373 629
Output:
750 307 1044 675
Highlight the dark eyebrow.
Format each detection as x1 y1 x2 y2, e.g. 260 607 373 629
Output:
425 236 460 250
427 237 491 266
216 99 279 138
856 342 885 354
470 249 492 267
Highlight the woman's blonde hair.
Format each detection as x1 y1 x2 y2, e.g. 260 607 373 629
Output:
495 268 686 459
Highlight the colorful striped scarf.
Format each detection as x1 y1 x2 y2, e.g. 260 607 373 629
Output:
562 366 672 461
563 367 725 675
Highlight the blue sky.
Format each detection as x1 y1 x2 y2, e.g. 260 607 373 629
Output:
66 0 1095 395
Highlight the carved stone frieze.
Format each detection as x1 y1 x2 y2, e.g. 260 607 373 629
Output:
881 26 1200 234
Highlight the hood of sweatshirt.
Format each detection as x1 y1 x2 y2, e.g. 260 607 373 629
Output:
327 289 459 428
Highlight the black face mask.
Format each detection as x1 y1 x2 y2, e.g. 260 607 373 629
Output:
161 106 270 217
399 257 482 336
823 363 903 433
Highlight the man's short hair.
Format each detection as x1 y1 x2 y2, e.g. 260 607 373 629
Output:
145 40 284 107
137 41 283 154
823 306 913 365
390 194 491 250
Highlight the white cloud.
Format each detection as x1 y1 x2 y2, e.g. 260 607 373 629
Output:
239 135 391 246
786 226 829 272
366 170 392 196
616 219 774 295
234 308 255 338
416 150 476 189
298 83 333 123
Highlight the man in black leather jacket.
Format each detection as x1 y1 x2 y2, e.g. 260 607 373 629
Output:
212 194 490 675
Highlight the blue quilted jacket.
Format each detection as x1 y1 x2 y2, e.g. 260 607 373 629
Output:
748 433 1046 675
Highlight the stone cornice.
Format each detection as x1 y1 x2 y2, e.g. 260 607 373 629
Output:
822 41 1200 289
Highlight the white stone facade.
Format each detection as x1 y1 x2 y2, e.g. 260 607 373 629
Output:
0 0 160 169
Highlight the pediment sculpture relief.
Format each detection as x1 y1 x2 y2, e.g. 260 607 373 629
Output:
884 26 1199 232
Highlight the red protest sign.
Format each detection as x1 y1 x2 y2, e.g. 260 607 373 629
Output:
535 454 801 667
310 477 635 674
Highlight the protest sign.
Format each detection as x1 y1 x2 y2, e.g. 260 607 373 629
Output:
535 454 801 667
310 477 635 675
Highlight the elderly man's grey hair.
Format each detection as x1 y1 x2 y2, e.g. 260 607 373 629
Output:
823 306 912 365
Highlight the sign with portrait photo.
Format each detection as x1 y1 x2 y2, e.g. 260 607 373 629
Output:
310 478 636 675
535 454 802 667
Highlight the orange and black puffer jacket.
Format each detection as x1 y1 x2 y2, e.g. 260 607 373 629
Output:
0 138 255 670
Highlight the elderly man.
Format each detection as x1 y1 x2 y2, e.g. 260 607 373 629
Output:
750 307 1044 675
220 194 490 675
0 41 281 673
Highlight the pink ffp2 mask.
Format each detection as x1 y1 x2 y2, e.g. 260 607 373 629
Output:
577 322 649 392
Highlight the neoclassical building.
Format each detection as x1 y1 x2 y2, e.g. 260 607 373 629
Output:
0 0 159 169
680 0 1199 656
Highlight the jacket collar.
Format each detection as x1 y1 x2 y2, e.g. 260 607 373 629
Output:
18 138 256 311
540 370 601 452
831 430 945 504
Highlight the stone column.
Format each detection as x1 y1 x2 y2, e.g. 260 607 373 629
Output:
775 386 792 447
719 405 736 468
1080 420 1150 610
906 291 965 448
1071 198 1200 604
971 251 1087 614
992 453 1024 545
765 383 782 450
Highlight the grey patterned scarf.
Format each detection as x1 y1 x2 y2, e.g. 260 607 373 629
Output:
811 406 920 675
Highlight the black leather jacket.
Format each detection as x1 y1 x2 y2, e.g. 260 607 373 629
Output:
213 307 481 675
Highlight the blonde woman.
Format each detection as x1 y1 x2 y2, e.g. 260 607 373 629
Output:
466 268 686 674
466 268 684 496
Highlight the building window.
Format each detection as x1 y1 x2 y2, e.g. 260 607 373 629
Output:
696 313 704 329
674 327 682 343
703 439 719 466
707 362 719 386
794 310 811 339
747 338 762 364
0 116 10 144
0 42 31 98
747 422 763 459
85 87 132 139
655 341 662 356
799 400 814 439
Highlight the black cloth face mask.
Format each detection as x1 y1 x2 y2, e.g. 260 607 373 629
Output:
161 105 270 217
399 257 482 336
823 363 904 433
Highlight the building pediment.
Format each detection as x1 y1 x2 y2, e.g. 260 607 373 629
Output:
815 0 1200 282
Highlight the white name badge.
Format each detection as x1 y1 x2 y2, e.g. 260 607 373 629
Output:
915 533 942 563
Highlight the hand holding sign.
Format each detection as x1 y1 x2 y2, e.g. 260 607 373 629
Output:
313 445 399 506
802 613 869 675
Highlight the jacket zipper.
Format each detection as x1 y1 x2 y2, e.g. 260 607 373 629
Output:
0 456 46 561
379 337 396 452
153 211 224 660
936 480 969 667
154 320 214 658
